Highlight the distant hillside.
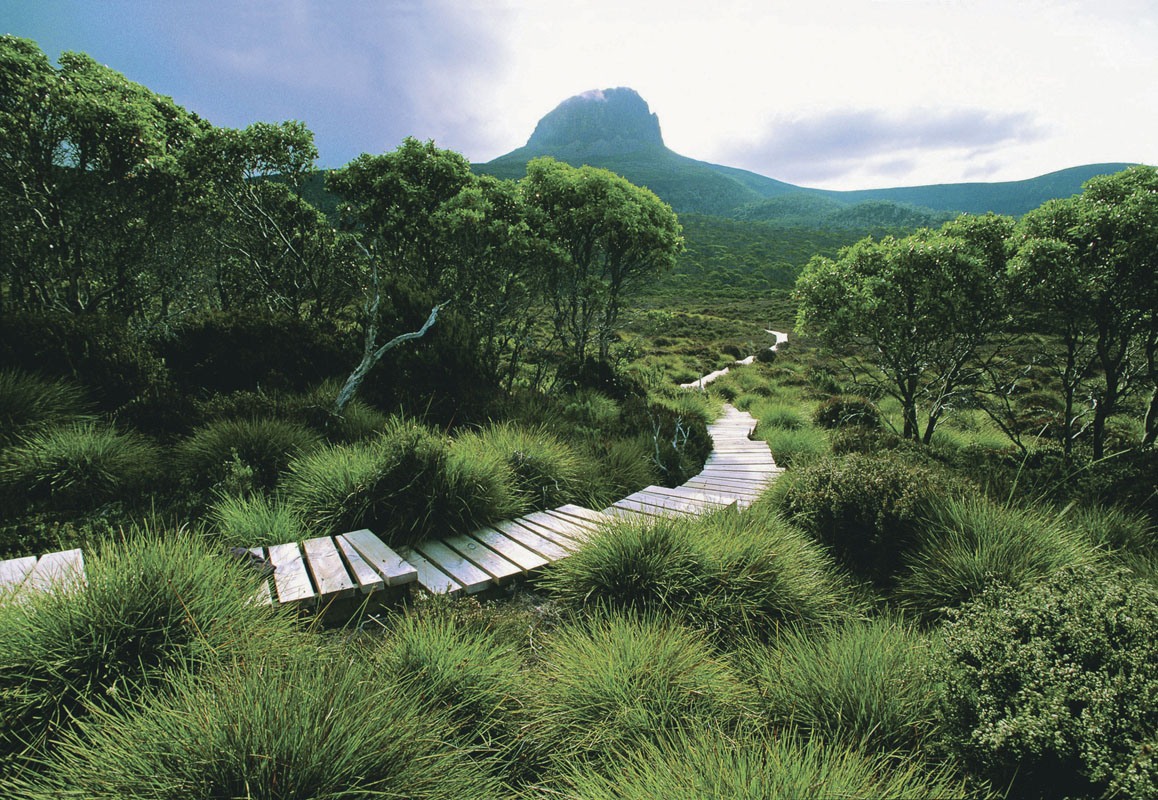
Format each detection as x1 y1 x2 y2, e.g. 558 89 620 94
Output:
478 87 1136 219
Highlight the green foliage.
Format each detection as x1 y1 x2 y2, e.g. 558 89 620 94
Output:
0 528 294 775
0 370 92 445
898 496 1102 619
207 493 307 547
538 720 968 800
934 567 1158 799
542 507 851 641
1065 504 1155 555
813 395 882 429
776 452 966 586
527 612 752 767
452 423 586 512
741 618 939 753
0 423 161 513
754 425 830 469
175 417 322 495
11 641 503 800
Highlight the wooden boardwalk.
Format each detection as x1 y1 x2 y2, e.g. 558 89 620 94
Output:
0 405 781 606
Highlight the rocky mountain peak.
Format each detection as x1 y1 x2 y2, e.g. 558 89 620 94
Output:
523 87 665 157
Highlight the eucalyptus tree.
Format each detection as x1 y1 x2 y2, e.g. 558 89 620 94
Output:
796 222 1011 444
520 157 683 365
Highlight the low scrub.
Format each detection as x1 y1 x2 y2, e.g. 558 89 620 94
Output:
174 416 322 495
898 496 1101 619
934 567 1158 799
776 451 967 586
0 370 92 445
813 395 882 429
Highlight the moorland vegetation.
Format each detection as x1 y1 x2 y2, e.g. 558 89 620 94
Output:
1 37 1155 799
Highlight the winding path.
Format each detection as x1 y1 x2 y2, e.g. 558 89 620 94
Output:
679 329 788 389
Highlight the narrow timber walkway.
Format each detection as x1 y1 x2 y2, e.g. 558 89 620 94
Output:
0 405 782 606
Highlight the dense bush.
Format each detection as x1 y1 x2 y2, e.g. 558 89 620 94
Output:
813 395 882 429
12 642 503 800
0 529 293 776
621 398 712 487
0 370 92 445
541 506 851 641
898 496 1101 619
741 617 938 752
776 451 966 586
175 417 322 496
934 567 1158 799
0 423 161 513
527 613 752 767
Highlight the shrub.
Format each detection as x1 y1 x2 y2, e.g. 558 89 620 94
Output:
0 370 92 445
208 493 307 547
898 496 1102 619
813 395 882 429
0 528 293 775
453 423 585 512
776 452 966 586
0 423 160 512
934 567 1158 799
527 613 752 767
540 721 967 800
13 642 503 800
174 417 322 495
741 617 939 752
542 507 850 642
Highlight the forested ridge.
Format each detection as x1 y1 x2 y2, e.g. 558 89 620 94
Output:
1 37 1156 800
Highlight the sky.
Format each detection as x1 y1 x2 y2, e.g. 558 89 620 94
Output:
5 0 1156 190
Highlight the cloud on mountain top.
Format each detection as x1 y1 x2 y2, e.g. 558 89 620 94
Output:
714 107 1049 187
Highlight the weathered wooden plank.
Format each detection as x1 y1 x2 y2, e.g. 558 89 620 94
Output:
682 479 763 499
248 547 274 606
521 510 594 542
514 515 586 550
302 537 358 600
0 555 37 592
642 485 738 508
603 503 660 520
414 540 494 594
619 491 708 516
489 519 571 560
396 545 463 595
339 529 417 586
26 549 86 593
553 504 615 527
267 542 316 605
465 527 549 572
443 533 525 582
334 535 386 594
539 509 606 536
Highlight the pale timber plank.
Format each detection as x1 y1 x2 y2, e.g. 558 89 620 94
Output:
413 539 497 593
489 519 571 560
339 529 417 586
26 549 85 593
334 535 386 594
443 533 524 583
619 491 708 516
553 504 615 527
248 547 274 606
302 537 358 600
267 542 316 604
521 510 595 541
514 515 585 550
466 527 548 572
397 545 463 595
642 485 738 508
682 479 764 499
0 556 36 592
539 509 606 535
603 503 662 520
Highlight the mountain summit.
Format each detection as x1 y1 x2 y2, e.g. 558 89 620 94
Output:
524 88 664 158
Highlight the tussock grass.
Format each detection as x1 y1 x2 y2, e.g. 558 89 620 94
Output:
897 495 1101 619
208 492 306 547
740 617 939 752
1064 503 1155 555
0 527 295 774
541 507 851 642
0 422 160 511
175 416 322 494
453 422 586 512
755 425 829 468
749 398 812 431
0 369 92 445
12 641 504 800
537 720 969 800
527 612 753 767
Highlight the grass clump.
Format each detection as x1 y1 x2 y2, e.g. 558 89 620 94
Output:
0 370 92 445
740 617 939 753
0 423 160 512
897 495 1101 619
207 492 307 547
12 642 503 800
755 425 829 468
934 566 1158 799
174 417 322 495
453 422 586 512
542 506 850 644
813 394 882 429
0 527 293 775
527 612 752 768
537 721 968 800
